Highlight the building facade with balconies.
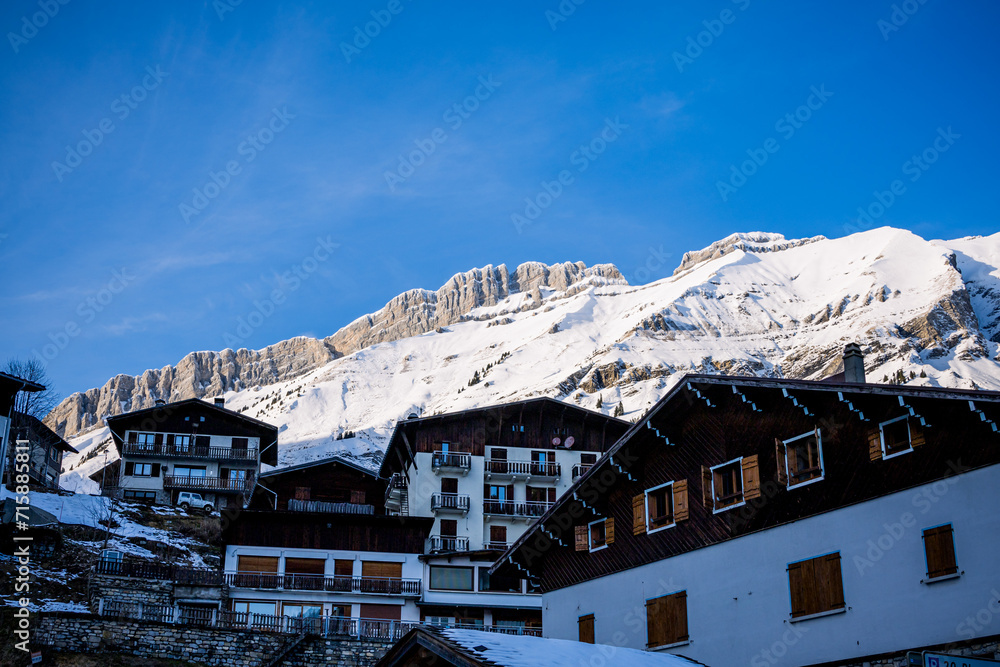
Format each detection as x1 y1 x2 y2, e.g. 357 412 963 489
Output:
379 398 630 632
103 397 278 509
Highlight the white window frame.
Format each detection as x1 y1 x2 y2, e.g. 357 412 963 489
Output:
783 429 825 490
879 415 913 460
644 481 676 534
710 457 745 514
588 517 608 552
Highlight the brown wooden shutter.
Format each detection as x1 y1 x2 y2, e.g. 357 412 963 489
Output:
334 559 353 576
819 553 846 610
788 553 844 618
742 455 761 500
923 525 958 578
605 517 615 545
150 463 160 477
507 484 514 499
666 591 689 643
673 479 689 521
166 434 175 446
701 465 714 509
645 596 667 648
237 555 278 573
360 604 400 620
362 561 402 579
154 433 163 446
910 423 926 448
574 525 588 551
633 494 646 535
548 487 556 503
124 462 134 476
868 428 883 461
285 558 325 575
787 560 811 618
128 431 138 443
578 614 595 644
775 438 788 485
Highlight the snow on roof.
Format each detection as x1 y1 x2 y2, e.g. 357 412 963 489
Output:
441 628 703 667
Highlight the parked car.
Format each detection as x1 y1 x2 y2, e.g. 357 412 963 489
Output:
177 492 214 514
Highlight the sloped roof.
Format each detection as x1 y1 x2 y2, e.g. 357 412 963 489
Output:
1 498 59 527
12 413 76 453
260 454 377 479
376 627 704 667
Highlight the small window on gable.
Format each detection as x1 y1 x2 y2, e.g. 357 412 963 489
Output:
579 517 614 552
780 429 824 489
589 518 607 551
880 415 913 459
709 459 743 511
922 524 959 581
645 482 675 533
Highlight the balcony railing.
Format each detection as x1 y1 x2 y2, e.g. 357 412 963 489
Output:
572 463 593 479
94 559 221 585
430 492 470 513
96 598 536 639
482 500 553 518
164 475 254 493
123 442 258 461
484 541 509 551
429 535 470 553
431 451 472 471
224 572 421 596
485 459 561 479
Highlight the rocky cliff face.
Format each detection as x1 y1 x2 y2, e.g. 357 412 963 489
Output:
47 261 624 438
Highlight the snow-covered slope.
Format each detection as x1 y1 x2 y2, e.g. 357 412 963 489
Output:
61 227 1000 487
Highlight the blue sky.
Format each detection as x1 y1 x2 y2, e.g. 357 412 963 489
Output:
1 0 997 400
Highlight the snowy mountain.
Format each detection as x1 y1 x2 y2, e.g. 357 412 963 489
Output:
59 227 1000 492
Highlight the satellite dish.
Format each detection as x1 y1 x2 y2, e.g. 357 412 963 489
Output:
551 437 561 446
564 436 575 448
407 413 419 420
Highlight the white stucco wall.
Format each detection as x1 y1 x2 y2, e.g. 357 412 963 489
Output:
542 462 1000 666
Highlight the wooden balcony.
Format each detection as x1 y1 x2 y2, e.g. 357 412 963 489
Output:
431 451 471 474
429 535 470 553
483 500 553 519
224 572 421 597
484 459 561 480
430 492 470 514
164 474 254 494
123 442 257 462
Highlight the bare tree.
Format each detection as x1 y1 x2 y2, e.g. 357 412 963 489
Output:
4 358 59 420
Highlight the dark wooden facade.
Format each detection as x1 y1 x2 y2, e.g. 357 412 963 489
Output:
224 510 433 553
379 398 630 478
499 375 1000 591
251 456 386 512
106 399 279 466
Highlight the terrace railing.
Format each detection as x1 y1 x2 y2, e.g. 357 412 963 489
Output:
123 443 258 461
224 572 421 596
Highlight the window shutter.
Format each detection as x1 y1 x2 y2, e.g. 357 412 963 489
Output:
742 455 761 500
124 462 134 476
128 431 138 444
668 591 689 642
774 438 788 485
154 433 163 446
578 614 595 644
820 553 846 610
605 517 615 545
868 428 883 461
923 525 958 578
633 494 646 535
165 434 174 446
673 479 689 522
548 487 556 503
910 423 926 448
787 560 810 618
645 597 667 648
701 465 714 509
151 463 160 477
507 484 514 499
574 525 588 551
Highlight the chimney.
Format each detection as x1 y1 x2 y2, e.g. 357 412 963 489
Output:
214 397 225 408
843 343 865 383
154 399 166 406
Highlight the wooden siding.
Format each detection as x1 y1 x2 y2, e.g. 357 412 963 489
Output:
225 511 433 553
250 459 386 512
515 380 1000 592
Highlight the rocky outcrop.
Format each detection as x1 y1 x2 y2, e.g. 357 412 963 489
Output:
48 261 624 438
672 232 826 276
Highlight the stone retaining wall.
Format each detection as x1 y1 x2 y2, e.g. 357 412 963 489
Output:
87 574 175 610
35 613 395 667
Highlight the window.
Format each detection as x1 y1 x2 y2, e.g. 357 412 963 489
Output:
527 486 556 503
351 489 366 504
787 552 846 619
478 567 522 593
491 448 507 460
429 566 474 591
703 456 759 512
440 441 450 453
486 484 510 500
580 453 597 465
779 430 824 488
585 517 614 552
330 604 351 619
173 434 191 452
237 555 279 574
174 466 207 478
282 603 323 618
645 482 675 532
101 549 123 563
923 524 959 580
489 525 507 548
361 561 402 580
440 519 457 537
123 490 156 502
294 486 311 500
133 463 154 477
134 432 156 449
578 614 595 644
879 415 915 459
231 437 249 450
646 591 688 648
231 600 276 615
511 424 524 432
441 478 458 493
227 469 248 481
